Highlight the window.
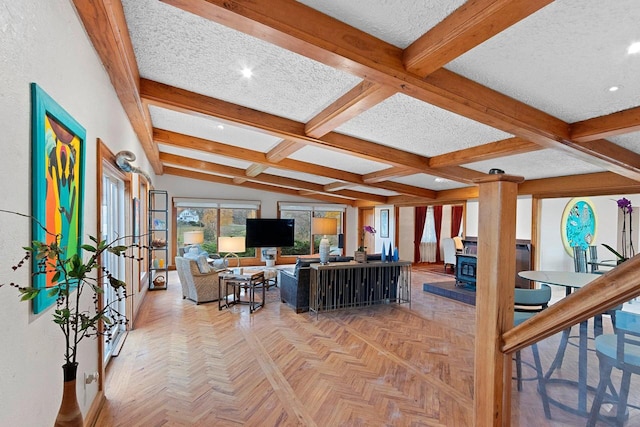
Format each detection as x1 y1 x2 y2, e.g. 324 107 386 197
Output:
174 199 259 258
279 203 345 256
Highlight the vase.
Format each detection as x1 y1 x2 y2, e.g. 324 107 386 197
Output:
55 363 83 427
381 242 387 261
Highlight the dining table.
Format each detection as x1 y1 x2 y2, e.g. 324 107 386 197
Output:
518 270 601 417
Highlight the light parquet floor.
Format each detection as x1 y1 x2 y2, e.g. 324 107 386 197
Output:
95 267 638 426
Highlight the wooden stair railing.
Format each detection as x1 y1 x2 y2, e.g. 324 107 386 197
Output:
502 254 640 355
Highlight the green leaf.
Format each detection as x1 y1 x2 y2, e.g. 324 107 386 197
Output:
602 243 625 260
81 244 97 252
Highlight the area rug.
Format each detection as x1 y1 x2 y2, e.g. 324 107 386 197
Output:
422 280 476 306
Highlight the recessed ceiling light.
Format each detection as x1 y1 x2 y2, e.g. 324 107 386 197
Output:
241 67 253 78
217 124 224 130
609 86 619 92
628 42 640 55
434 177 450 183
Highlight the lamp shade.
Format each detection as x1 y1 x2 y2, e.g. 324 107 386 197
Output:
312 217 337 236
183 230 204 245
218 236 246 253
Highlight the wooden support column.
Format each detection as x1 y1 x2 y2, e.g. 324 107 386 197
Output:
473 173 524 426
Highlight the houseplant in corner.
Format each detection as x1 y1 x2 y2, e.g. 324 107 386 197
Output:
1 210 133 427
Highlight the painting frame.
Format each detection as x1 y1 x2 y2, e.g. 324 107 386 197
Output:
31 83 86 314
380 209 389 238
561 197 597 256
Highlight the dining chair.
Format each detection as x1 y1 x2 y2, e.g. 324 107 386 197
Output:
513 284 552 419
587 310 640 426
574 246 619 336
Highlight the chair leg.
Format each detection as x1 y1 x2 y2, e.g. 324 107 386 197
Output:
531 343 551 419
587 358 613 427
616 371 632 426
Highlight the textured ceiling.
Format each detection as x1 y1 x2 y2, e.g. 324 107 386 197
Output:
107 0 640 205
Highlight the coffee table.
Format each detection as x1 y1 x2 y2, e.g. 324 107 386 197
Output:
218 271 265 313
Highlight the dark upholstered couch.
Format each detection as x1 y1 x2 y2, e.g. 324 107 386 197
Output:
280 254 382 313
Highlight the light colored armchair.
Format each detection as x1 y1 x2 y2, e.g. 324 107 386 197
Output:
174 256 220 304
442 238 457 273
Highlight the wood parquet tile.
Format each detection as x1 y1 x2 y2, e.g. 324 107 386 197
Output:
95 266 637 426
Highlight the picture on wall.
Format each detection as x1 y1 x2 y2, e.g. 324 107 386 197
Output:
561 197 597 256
31 83 86 314
380 209 389 238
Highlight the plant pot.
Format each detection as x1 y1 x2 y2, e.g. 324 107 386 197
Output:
55 363 83 427
354 251 367 263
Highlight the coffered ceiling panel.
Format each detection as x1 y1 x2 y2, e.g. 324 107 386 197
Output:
391 174 469 191
335 93 513 156
463 149 605 180
150 107 280 151
288 145 390 175
123 0 361 123
446 0 640 122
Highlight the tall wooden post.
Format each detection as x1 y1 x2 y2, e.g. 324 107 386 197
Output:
473 173 524 426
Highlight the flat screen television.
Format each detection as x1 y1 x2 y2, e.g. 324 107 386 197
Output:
245 218 295 248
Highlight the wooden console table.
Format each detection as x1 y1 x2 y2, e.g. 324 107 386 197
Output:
309 261 411 317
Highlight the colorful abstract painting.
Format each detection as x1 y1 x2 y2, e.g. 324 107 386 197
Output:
31 83 86 314
561 197 597 256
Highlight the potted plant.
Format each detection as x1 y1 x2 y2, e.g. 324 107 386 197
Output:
355 225 376 262
1 210 134 426
603 197 635 264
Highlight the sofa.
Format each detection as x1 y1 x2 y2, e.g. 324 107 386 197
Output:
280 254 382 313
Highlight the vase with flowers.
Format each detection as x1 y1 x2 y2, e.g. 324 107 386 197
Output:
602 197 635 264
355 225 376 262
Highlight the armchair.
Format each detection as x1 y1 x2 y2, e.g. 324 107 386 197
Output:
174 256 220 304
442 238 457 273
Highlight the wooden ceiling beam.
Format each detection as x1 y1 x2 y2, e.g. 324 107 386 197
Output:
154 128 363 183
404 0 552 77
160 150 387 203
164 166 355 204
570 106 640 142
142 78 483 183
324 182 355 192
368 181 436 199
429 137 543 168
305 81 396 138
363 167 415 184
266 139 305 162
519 172 640 198
245 163 268 177
160 0 640 181
72 0 161 173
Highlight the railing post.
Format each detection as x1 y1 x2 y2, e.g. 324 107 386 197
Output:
473 173 524 426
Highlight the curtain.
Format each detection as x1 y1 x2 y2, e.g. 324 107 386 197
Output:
451 205 463 237
414 206 427 263
434 205 443 263
419 242 437 262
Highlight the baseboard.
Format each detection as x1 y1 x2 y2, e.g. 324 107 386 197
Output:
111 330 128 357
84 389 105 427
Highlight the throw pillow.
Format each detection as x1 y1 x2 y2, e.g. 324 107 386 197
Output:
195 255 211 274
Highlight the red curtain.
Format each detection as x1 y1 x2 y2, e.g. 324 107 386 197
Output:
434 205 443 263
414 206 427 263
451 205 463 237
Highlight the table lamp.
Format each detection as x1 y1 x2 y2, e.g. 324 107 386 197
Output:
183 230 204 246
312 217 338 264
218 236 245 268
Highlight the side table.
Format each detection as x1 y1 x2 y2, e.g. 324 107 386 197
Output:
218 271 265 313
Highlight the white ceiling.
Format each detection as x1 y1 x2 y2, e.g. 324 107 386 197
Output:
110 0 640 204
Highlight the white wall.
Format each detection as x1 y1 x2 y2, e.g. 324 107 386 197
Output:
538 195 639 271
0 1 153 425
465 196 532 240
